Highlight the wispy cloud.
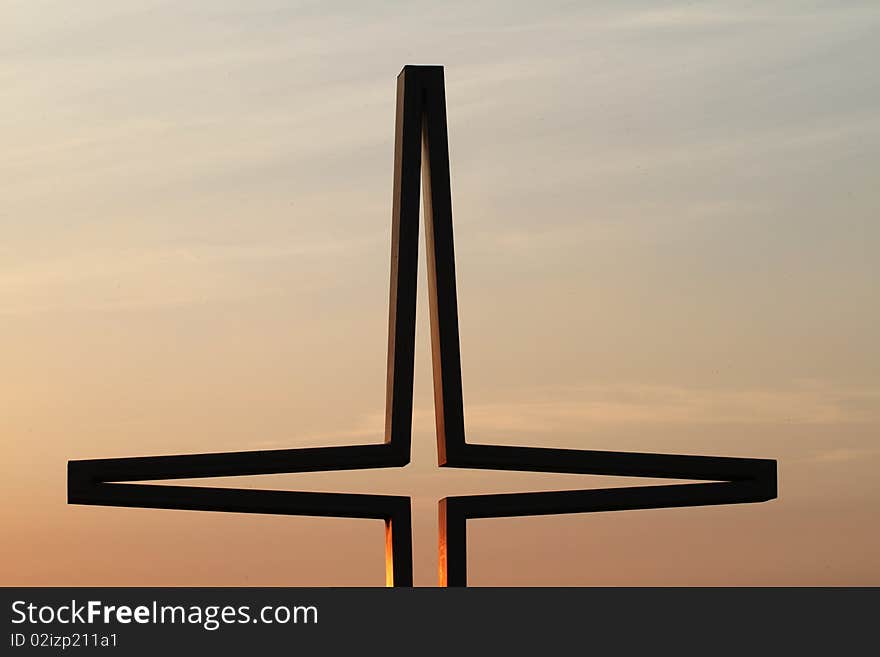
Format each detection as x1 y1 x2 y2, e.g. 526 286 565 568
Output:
0 239 379 314
456 382 880 432
808 447 880 464
287 381 880 448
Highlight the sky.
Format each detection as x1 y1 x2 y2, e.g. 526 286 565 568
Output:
2 0 878 585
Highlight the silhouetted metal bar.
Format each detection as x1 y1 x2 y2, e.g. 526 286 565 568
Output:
384 67 423 454
68 444 404 485
446 444 777 482
417 67 468 460
72 483 405 519
385 506 413 587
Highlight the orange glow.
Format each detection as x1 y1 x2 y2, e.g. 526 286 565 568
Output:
385 519 395 587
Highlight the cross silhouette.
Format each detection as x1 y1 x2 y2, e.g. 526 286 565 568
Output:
68 65 777 587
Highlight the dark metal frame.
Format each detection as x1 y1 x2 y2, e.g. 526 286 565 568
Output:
68 65 777 587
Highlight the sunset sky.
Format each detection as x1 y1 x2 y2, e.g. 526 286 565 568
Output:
3 1 878 585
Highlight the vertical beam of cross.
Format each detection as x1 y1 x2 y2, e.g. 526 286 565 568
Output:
388 66 467 463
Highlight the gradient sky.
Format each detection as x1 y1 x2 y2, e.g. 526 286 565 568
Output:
3 0 878 585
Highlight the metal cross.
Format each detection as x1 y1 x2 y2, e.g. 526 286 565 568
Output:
68 66 777 587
